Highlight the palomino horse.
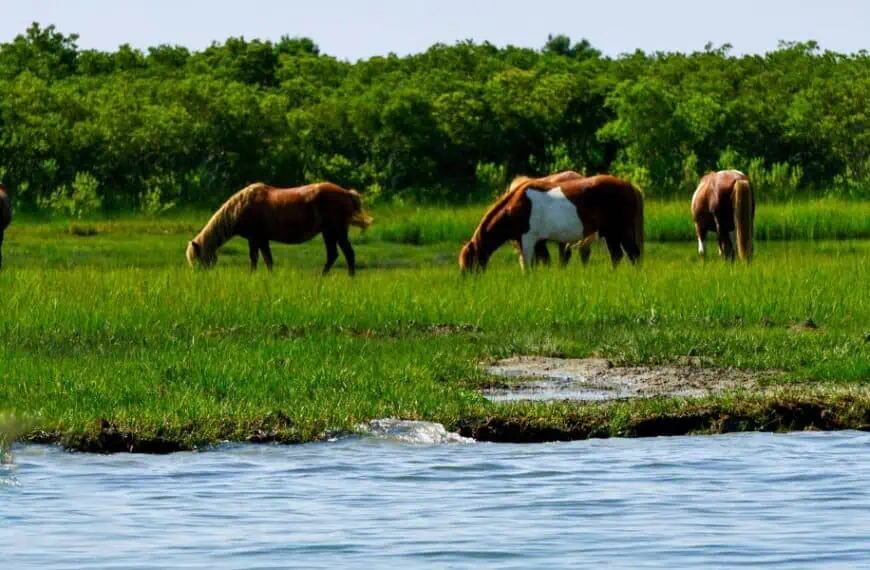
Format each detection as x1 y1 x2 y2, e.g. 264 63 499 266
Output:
186 182 373 275
0 183 10 270
459 174 644 273
691 170 755 262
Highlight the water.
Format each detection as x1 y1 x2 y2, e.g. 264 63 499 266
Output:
4 428 870 569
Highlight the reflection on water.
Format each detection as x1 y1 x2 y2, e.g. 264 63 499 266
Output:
4 430 870 569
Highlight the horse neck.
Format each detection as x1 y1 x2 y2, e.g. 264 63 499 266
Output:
472 212 513 263
194 209 234 256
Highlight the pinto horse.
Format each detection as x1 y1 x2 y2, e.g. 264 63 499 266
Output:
0 183 11 270
186 182 373 275
506 170 588 267
691 170 755 262
459 174 644 273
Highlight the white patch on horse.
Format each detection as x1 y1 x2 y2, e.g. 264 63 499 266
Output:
698 238 706 256
521 187 585 266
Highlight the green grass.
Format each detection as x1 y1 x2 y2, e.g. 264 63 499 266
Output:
12 198 870 248
2 202 870 450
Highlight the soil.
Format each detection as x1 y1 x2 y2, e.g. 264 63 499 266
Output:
483 356 780 402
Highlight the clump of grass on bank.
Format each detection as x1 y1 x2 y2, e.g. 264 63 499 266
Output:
1 232 869 450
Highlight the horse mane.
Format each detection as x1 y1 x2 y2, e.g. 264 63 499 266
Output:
508 175 532 192
192 182 269 254
469 178 529 244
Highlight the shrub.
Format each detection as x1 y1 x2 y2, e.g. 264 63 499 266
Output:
38 172 103 218
475 162 507 197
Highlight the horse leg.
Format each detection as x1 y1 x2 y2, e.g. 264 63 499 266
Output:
621 237 642 265
519 233 537 271
322 232 339 275
579 244 591 265
605 234 624 267
534 241 551 266
337 229 356 276
260 241 274 272
0 232 3 270
713 215 735 261
248 239 259 271
695 222 707 259
717 230 735 261
558 242 572 267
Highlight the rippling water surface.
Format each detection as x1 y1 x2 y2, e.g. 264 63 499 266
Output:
3 428 870 569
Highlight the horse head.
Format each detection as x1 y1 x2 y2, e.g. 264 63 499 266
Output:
186 240 216 268
459 240 488 274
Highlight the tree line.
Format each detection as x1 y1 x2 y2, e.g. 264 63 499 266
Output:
1 23 868 215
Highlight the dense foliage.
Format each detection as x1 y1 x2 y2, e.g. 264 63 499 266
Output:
2 23 869 213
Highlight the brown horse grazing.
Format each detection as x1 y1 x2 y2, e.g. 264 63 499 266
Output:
186 182 373 275
459 174 644 274
0 183 11 270
691 170 755 262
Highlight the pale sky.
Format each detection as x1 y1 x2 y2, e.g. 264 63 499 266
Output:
1 0 868 60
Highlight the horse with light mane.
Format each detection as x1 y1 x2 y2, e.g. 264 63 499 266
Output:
186 182 373 275
0 183 11 270
691 170 755 262
459 174 644 274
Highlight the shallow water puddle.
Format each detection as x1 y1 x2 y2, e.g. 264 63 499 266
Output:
483 356 770 402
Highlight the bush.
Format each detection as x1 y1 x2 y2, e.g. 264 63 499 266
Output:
748 158 804 199
139 175 178 217
475 162 507 197
38 172 103 218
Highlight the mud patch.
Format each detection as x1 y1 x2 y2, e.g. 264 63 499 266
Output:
483 356 777 402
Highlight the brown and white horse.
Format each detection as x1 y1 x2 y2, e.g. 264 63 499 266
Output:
0 183 10 270
507 170 586 267
187 182 373 275
691 170 755 262
459 174 644 273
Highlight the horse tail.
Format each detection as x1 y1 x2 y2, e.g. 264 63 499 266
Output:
631 184 644 260
733 179 754 262
347 189 374 231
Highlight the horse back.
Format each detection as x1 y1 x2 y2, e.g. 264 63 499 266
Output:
237 182 361 243
694 170 747 215
557 175 640 231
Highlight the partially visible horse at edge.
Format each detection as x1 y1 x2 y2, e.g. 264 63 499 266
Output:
691 170 755 262
459 174 644 274
186 182 373 275
0 183 11 270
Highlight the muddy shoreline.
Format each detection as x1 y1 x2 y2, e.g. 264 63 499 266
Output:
456 398 870 442
10 391 870 453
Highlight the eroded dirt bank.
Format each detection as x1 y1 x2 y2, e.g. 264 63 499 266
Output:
457 395 870 443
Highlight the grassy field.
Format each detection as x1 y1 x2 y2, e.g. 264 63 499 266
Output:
2 199 870 451
10 197 870 247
